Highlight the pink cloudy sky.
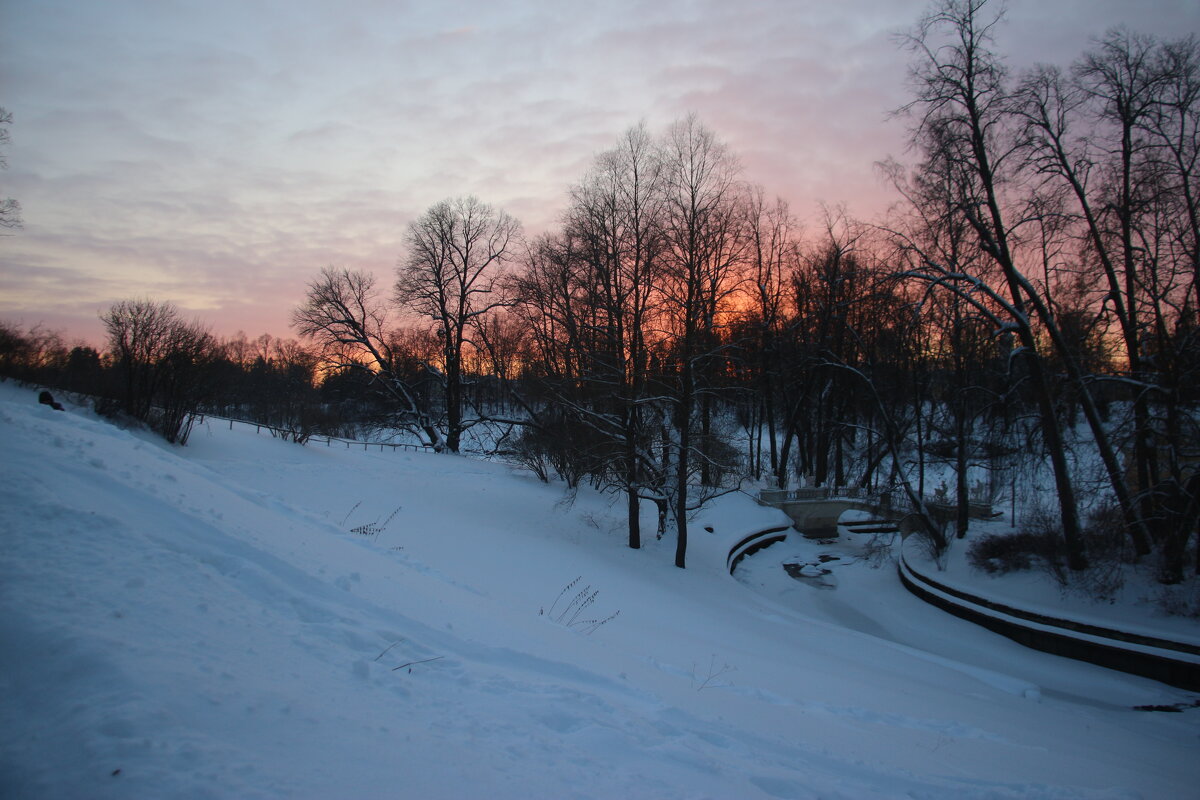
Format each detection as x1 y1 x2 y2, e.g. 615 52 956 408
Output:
1 0 1196 345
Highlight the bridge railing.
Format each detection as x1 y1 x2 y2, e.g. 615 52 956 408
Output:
758 486 997 521
758 486 876 505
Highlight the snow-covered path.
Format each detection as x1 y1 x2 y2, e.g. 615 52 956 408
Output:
2 382 1197 798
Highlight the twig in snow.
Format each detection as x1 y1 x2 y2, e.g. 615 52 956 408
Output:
350 505 403 537
546 576 581 619
543 577 619 635
557 587 597 626
340 500 363 527
374 640 403 662
391 656 444 672
570 609 621 635
692 655 737 691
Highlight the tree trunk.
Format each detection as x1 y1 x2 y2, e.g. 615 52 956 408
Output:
674 388 692 569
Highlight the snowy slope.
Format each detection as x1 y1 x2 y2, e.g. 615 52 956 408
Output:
1 382 1197 799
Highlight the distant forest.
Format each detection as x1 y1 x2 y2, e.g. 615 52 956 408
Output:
3 1 1197 582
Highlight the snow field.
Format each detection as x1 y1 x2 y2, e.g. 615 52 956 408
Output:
1 382 1197 798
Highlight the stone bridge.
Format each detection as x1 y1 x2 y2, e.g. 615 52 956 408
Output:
757 487 893 538
757 486 997 538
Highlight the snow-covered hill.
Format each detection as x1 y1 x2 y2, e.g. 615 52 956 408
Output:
1 382 1196 799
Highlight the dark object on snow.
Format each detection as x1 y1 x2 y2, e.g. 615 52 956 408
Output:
38 390 64 411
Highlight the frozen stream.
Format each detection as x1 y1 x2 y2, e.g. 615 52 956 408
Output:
731 525 1190 711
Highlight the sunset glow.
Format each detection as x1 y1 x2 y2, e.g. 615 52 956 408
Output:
1 0 1195 344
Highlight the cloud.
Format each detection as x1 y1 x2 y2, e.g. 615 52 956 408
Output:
2 0 1195 343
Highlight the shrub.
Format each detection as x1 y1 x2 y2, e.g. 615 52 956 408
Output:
969 503 1147 602
1081 501 1132 565
511 409 604 487
99 299 216 444
967 527 1064 579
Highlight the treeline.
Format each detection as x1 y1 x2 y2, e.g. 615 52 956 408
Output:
3 0 1196 580
0 306 406 445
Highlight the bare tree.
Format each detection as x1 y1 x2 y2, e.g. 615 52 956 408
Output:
508 230 600 486
507 118 749 566
293 266 442 448
0 107 21 231
397 197 521 453
558 124 667 550
100 299 214 444
1148 35 1200 313
658 114 748 568
899 0 1088 570
1013 29 1200 578
102 299 185 420
744 189 799 483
